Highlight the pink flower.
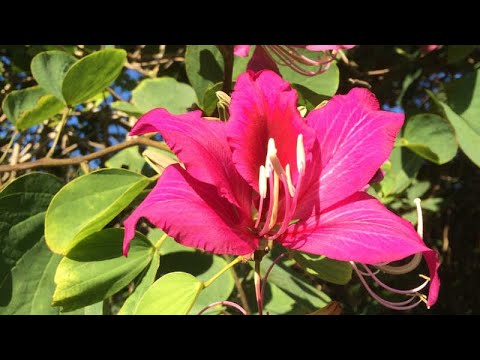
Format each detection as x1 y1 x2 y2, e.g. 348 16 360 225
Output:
421 45 440 54
123 70 439 308
234 45 356 76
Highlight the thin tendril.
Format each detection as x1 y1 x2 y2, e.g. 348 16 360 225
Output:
197 301 247 315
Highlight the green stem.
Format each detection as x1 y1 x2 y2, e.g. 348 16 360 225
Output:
204 256 242 288
46 108 69 158
154 233 168 250
254 258 263 315
0 130 19 164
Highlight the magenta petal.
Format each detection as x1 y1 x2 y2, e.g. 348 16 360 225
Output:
123 164 258 256
300 88 404 214
246 46 280 74
130 108 251 211
282 192 440 306
227 70 315 191
304 45 356 51
234 45 251 57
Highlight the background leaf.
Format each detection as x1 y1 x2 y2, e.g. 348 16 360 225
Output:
31 50 77 101
0 173 62 286
131 77 197 114
293 252 352 285
2 86 65 130
402 113 457 164
62 49 126 106
185 45 224 109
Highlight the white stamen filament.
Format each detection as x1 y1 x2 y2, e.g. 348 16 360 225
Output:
296 134 305 174
255 135 306 240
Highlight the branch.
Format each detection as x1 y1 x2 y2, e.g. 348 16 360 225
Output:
0 137 169 173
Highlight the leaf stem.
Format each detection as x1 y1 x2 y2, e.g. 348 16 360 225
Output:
203 255 242 288
46 108 69 158
0 130 19 164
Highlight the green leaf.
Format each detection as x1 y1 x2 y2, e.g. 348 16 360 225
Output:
131 77 197 115
118 253 160 315
111 101 143 117
65 301 103 315
381 147 424 196
53 229 154 312
406 181 431 201
159 251 234 315
262 283 297 315
45 168 150 255
292 252 352 285
282 62 340 109
62 49 126 106
185 45 224 109
202 82 223 116
0 171 62 200
402 113 457 164
252 252 331 311
445 69 480 134
0 239 62 314
31 50 77 101
428 90 480 167
447 45 477 64
105 146 146 173
133 272 203 315
0 173 62 286
2 86 65 130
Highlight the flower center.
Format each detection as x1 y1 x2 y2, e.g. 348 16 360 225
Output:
254 135 305 240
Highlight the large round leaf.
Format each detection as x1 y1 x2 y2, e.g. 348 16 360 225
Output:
403 113 457 164
0 173 62 286
159 251 234 315
134 272 203 315
53 229 154 312
131 77 197 114
2 86 65 130
62 49 126 106
45 168 150 255
31 50 77 101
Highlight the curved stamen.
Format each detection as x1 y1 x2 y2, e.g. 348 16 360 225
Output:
268 46 324 76
360 263 430 295
267 45 336 76
354 263 381 276
260 252 287 304
197 301 247 315
351 262 423 310
377 198 424 275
